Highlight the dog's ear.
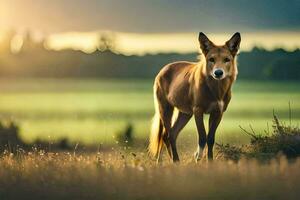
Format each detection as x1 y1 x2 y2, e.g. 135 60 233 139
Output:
198 32 214 55
226 32 241 56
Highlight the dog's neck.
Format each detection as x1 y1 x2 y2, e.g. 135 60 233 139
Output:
205 76 233 100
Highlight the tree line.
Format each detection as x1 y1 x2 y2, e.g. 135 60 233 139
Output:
0 31 299 80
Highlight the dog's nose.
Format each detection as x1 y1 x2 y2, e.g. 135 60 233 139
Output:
214 69 224 78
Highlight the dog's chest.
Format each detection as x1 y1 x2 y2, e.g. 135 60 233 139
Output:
204 100 224 114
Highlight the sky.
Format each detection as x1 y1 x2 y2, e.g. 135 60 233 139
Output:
0 0 300 54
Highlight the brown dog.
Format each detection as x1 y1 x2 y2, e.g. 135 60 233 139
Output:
149 32 241 162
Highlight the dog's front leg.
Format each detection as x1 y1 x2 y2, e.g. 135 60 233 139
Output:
194 109 206 162
207 111 223 160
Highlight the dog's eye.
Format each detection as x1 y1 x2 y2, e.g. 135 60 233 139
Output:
224 57 230 63
208 57 215 63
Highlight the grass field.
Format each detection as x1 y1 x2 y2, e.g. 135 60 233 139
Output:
1 79 300 200
1 151 300 200
0 78 299 146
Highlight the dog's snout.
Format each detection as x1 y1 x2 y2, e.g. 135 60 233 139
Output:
214 69 224 78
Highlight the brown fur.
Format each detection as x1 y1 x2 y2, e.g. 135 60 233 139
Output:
149 32 241 162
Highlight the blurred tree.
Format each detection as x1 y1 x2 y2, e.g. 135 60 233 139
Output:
0 30 299 81
21 31 45 53
97 32 116 52
0 29 15 54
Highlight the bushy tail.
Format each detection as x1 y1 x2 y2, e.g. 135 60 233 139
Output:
148 91 164 158
148 112 163 157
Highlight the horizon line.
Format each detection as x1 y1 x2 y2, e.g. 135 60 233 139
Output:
1 30 300 55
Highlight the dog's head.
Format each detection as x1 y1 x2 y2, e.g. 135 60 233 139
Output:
198 32 241 80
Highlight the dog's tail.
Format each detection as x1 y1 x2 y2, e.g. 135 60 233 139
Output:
148 88 164 158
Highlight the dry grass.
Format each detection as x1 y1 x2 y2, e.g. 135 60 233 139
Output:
217 114 300 161
1 114 300 200
0 149 300 200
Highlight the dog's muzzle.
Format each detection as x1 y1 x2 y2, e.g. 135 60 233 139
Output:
212 68 225 80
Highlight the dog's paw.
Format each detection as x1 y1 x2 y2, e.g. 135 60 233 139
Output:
194 147 204 162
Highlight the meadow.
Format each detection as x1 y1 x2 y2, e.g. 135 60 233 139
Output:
1 150 300 200
0 79 300 199
0 78 299 146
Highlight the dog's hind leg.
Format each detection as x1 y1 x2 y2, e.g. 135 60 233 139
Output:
169 111 192 162
155 96 174 163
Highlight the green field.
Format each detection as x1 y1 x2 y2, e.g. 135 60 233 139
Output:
0 78 299 145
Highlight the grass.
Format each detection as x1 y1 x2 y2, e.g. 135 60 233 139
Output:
1 104 300 199
217 113 300 161
1 150 300 200
0 78 299 145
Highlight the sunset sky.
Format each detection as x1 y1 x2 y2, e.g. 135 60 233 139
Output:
0 0 299 54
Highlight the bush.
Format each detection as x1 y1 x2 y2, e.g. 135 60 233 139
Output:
217 114 300 160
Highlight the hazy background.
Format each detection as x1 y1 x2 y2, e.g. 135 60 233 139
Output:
2 0 299 32
0 0 299 147
1 0 300 54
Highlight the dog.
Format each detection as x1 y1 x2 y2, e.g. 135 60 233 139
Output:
149 32 241 162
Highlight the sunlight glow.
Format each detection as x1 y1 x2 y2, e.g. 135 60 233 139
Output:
115 33 197 55
44 31 300 55
44 32 100 54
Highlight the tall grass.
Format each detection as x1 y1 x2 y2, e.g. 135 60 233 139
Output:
1 112 300 199
1 103 300 199
0 150 300 200
217 113 300 160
